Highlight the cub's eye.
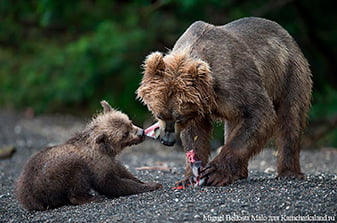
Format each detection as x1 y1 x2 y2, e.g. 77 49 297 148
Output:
157 114 164 120
122 131 129 139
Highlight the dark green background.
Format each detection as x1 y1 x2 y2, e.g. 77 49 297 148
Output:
1 0 336 147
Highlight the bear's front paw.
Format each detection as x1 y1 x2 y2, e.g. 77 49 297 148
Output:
200 160 234 186
200 153 248 186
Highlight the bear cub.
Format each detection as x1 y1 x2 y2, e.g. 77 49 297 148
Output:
16 100 162 211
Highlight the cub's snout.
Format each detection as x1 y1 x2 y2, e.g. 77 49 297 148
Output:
128 126 145 146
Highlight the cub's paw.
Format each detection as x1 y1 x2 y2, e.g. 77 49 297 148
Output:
144 182 163 191
277 171 305 180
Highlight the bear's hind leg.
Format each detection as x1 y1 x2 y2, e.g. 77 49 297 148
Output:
275 104 305 179
275 58 311 180
66 163 96 205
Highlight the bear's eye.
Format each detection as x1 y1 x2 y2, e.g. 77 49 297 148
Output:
122 131 129 139
176 116 186 123
176 113 195 124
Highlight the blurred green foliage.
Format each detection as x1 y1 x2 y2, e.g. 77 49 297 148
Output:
0 0 336 146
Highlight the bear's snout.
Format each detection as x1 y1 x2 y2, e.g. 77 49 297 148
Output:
137 128 145 137
160 132 176 146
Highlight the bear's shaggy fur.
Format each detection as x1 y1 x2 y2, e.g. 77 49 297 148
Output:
137 17 312 186
16 101 162 210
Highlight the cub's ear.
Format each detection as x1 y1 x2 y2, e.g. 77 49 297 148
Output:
100 100 113 113
143 52 165 76
95 133 107 144
95 133 115 155
189 60 211 78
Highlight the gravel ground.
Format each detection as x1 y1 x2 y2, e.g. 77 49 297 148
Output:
0 110 336 223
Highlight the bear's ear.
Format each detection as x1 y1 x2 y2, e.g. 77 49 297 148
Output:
189 60 211 78
100 100 113 113
143 52 165 76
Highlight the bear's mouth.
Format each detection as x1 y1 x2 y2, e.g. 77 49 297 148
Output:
124 135 145 147
134 135 145 145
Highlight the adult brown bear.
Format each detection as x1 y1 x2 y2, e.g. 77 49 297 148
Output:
137 17 312 187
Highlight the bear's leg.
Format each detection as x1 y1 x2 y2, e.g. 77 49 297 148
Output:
177 117 212 187
275 100 306 179
94 174 162 197
114 160 144 183
223 120 249 180
201 101 276 186
277 58 312 179
274 64 310 179
67 163 96 206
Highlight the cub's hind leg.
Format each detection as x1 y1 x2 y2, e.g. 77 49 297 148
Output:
65 160 96 205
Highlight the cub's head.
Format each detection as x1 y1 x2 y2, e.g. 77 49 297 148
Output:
88 100 144 155
137 51 216 146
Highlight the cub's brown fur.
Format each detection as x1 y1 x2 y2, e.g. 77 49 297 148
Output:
137 17 312 186
16 101 161 210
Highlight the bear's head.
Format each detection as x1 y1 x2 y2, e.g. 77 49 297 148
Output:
88 100 145 155
137 51 216 146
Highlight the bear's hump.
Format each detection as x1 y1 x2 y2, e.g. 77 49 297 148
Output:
187 21 211 33
172 21 213 52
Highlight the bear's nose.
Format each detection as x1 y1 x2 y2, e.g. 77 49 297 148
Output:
137 129 145 137
160 132 176 146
